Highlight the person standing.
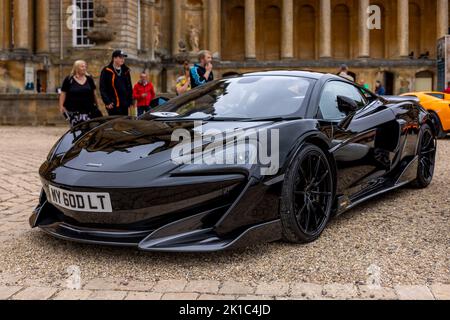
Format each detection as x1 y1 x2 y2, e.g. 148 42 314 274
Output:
133 72 156 117
190 50 214 89
176 61 192 95
358 79 370 90
59 60 102 128
100 50 133 116
375 80 386 95
444 82 450 94
337 64 355 82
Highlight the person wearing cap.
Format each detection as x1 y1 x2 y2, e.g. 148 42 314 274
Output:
100 50 133 116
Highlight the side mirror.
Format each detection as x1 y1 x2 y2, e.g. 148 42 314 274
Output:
337 95 359 115
336 96 358 130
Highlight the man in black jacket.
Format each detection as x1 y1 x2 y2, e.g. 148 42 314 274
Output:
190 50 214 89
100 50 133 116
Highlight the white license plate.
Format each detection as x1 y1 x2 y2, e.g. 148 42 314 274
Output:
48 185 112 213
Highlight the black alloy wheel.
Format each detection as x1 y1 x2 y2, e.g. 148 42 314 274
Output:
280 144 335 244
430 113 447 139
412 124 436 188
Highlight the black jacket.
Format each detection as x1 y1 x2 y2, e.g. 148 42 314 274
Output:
100 63 133 109
190 64 214 89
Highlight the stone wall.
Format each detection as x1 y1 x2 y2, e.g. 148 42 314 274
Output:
0 0 448 126
0 94 65 126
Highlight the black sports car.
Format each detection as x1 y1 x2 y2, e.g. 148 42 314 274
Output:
30 71 437 252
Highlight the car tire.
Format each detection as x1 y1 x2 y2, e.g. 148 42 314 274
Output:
280 144 335 244
430 112 447 139
411 124 436 189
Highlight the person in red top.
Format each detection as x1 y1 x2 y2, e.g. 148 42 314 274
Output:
133 72 156 116
444 82 450 94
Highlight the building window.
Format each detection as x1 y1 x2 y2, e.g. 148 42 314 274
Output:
72 0 94 47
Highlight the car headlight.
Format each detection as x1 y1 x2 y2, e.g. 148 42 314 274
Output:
201 142 258 165
47 138 63 162
46 132 76 162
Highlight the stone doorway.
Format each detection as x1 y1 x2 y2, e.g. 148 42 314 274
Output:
415 70 434 91
383 71 395 95
36 70 47 93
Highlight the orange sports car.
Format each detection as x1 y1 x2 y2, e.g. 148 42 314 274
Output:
401 92 450 138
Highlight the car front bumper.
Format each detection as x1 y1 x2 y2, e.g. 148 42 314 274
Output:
30 174 282 252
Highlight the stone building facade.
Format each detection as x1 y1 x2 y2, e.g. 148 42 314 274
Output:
0 0 449 97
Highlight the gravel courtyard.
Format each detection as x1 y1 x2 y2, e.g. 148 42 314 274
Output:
0 126 448 299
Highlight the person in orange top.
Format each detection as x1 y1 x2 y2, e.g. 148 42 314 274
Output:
133 72 156 117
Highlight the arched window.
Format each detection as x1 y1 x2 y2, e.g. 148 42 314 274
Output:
256 1 281 60
295 4 316 59
332 4 350 59
409 2 421 57
221 1 245 61
370 3 386 59
421 1 437 58
415 70 434 91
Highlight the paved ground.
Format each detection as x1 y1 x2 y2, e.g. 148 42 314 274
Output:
0 126 448 300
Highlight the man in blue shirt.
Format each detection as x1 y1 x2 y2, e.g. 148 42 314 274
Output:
190 50 214 89
375 80 386 96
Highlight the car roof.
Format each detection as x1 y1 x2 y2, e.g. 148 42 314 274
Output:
241 70 341 81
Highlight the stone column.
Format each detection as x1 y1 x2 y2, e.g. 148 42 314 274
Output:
13 0 32 52
171 0 182 56
398 0 409 57
0 0 5 50
208 0 221 59
281 0 294 59
36 0 49 53
245 0 256 60
358 0 370 57
437 0 449 39
5 0 11 50
319 0 331 58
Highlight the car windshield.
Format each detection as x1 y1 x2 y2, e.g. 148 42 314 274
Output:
425 93 445 100
144 76 314 120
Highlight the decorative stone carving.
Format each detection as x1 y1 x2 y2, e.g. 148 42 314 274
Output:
0 65 8 93
153 22 169 60
188 25 200 53
154 22 162 51
178 40 188 53
174 41 190 64
86 3 115 46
